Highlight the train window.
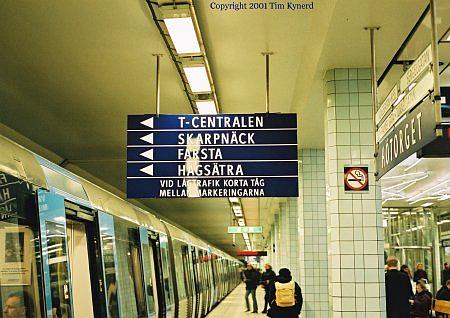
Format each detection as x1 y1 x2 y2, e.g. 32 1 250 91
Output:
0 172 44 317
159 234 174 315
113 220 147 318
139 230 156 316
171 239 189 316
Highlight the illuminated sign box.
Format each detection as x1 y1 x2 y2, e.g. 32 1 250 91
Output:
228 226 263 234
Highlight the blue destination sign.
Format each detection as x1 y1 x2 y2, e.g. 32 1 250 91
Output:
127 114 299 198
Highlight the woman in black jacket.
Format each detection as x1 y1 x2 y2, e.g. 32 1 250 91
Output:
413 263 428 283
410 280 432 318
267 268 303 318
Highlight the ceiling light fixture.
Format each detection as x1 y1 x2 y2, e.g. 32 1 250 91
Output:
393 92 406 107
195 100 217 114
229 197 239 204
184 66 212 93
404 158 423 172
421 202 433 207
164 17 201 54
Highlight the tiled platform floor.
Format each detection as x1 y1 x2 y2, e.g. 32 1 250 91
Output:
207 284 267 317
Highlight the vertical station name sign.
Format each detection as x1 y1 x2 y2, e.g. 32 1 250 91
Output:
127 114 299 198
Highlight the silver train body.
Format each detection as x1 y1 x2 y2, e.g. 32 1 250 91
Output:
0 135 241 318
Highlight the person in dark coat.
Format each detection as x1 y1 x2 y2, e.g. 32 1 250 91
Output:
385 257 414 318
242 264 260 313
261 263 276 314
413 263 428 283
267 268 303 318
435 280 450 318
401 264 413 279
410 280 432 318
443 263 450 286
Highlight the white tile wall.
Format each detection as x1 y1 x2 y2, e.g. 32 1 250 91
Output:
298 149 330 318
325 68 386 317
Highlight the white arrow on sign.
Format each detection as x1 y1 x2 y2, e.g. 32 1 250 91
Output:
141 117 154 128
140 149 154 160
140 165 154 176
140 133 154 144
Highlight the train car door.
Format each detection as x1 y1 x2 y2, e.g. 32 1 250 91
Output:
190 247 200 318
66 219 94 317
139 227 159 318
38 190 105 318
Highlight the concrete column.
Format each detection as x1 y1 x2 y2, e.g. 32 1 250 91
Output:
324 68 385 317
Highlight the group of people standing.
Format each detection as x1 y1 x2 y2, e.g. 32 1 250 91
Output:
241 263 303 317
386 257 450 318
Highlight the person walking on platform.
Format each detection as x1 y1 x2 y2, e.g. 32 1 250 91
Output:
243 264 260 313
443 263 450 286
267 268 303 318
413 263 428 283
436 280 450 318
410 280 432 318
385 257 413 318
261 263 276 314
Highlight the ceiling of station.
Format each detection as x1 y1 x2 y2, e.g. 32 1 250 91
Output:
0 0 433 255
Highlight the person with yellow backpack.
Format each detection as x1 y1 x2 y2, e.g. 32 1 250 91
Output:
267 268 303 318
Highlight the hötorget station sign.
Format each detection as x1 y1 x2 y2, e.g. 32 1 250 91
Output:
375 43 450 179
127 113 299 198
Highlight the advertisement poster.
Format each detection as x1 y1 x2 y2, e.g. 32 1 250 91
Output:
0 227 31 286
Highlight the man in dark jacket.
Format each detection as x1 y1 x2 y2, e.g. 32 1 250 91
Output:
243 264 260 313
385 257 414 318
261 264 276 314
268 268 303 318
443 263 450 286
436 280 450 317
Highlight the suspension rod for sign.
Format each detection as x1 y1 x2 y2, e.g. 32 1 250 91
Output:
153 54 163 116
430 0 442 127
364 26 380 165
262 52 273 114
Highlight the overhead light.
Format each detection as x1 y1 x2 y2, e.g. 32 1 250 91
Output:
184 66 211 93
164 17 201 55
196 100 217 114
404 158 423 172
233 208 243 217
393 92 406 107
408 82 417 91
229 197 239 204
421 202 433 207
238 218 246 226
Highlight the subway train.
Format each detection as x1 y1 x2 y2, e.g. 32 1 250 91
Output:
0 135 242 318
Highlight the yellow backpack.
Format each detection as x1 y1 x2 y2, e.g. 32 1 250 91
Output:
275 281 295 307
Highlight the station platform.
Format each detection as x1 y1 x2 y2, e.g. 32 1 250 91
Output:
208 284 267 317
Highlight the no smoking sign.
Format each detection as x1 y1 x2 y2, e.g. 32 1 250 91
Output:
344 166 369 191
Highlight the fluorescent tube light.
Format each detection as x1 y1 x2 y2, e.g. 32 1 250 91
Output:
408 82 417 91
393 92 406 107
421 202 433 207
229 197 239 204
184 66 211 93
196 100 217 114
164 18 201 54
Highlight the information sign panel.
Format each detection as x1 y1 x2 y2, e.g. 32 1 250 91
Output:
376 98 437 179
127 114 299 198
